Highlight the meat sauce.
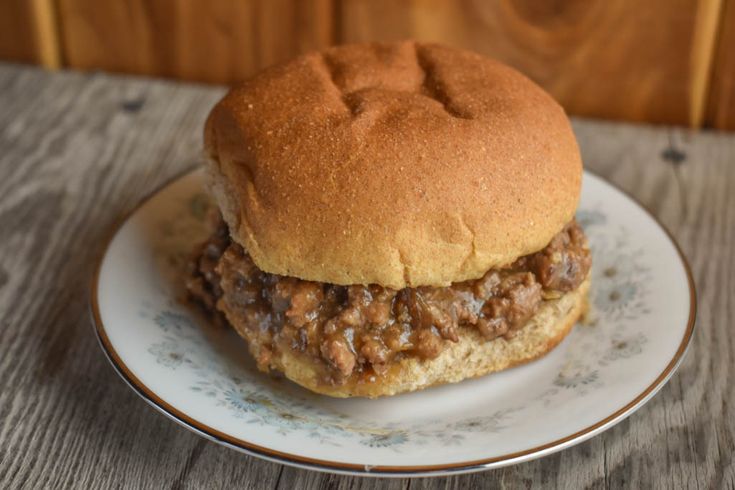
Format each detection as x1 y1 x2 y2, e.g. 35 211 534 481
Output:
187 218 591 384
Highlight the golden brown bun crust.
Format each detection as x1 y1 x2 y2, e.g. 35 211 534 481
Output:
205 41 582 288
269 278 589 398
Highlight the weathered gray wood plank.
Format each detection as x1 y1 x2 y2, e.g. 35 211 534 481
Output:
0 63 732 489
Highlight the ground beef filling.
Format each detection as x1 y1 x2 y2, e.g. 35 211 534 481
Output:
187 219 591 384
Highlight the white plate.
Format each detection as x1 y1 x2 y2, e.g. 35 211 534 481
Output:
91 169 695 477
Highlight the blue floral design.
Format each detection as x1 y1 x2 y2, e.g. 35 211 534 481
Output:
596 281 638 313
554 368 599 389
363 432 409 448
576 208 607 228
588 229 653 322
450 409 512 433
148 339 185 368
600 333 648 366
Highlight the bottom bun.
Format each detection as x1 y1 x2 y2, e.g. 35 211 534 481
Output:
268 278 590 398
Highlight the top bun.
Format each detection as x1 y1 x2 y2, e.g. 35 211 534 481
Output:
204 41 582 289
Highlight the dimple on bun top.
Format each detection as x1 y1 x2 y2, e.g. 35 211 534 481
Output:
204 41 582 289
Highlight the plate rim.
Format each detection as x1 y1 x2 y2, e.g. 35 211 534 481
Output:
89 168 697 477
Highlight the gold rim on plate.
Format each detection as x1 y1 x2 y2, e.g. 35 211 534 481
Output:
89 168 696 476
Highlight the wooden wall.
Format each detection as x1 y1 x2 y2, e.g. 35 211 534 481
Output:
55 0 333 83
707 0 735 128
0 0 59 68
339 0 721 127
0 0 733 129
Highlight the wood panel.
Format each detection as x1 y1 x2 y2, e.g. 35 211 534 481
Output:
3 0 734 127
706 0 735 129
56 0 334 84
0 0 59 67
339 0 722 126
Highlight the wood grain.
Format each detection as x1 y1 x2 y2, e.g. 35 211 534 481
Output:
339 0 721 126
0 0 59 67
706 0 735 129
0 64 733 489
56 0 334 84
0 0 36 63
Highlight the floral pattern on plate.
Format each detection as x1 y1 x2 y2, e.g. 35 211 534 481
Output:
140 193 650 449
94 170 693 473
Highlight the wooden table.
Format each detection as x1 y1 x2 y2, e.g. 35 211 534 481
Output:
0 63 732 489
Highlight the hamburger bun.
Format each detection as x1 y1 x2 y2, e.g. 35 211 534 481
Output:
190 41 591 398
204 40 582 289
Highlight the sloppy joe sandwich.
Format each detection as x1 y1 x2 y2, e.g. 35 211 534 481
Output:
187 41 592 398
